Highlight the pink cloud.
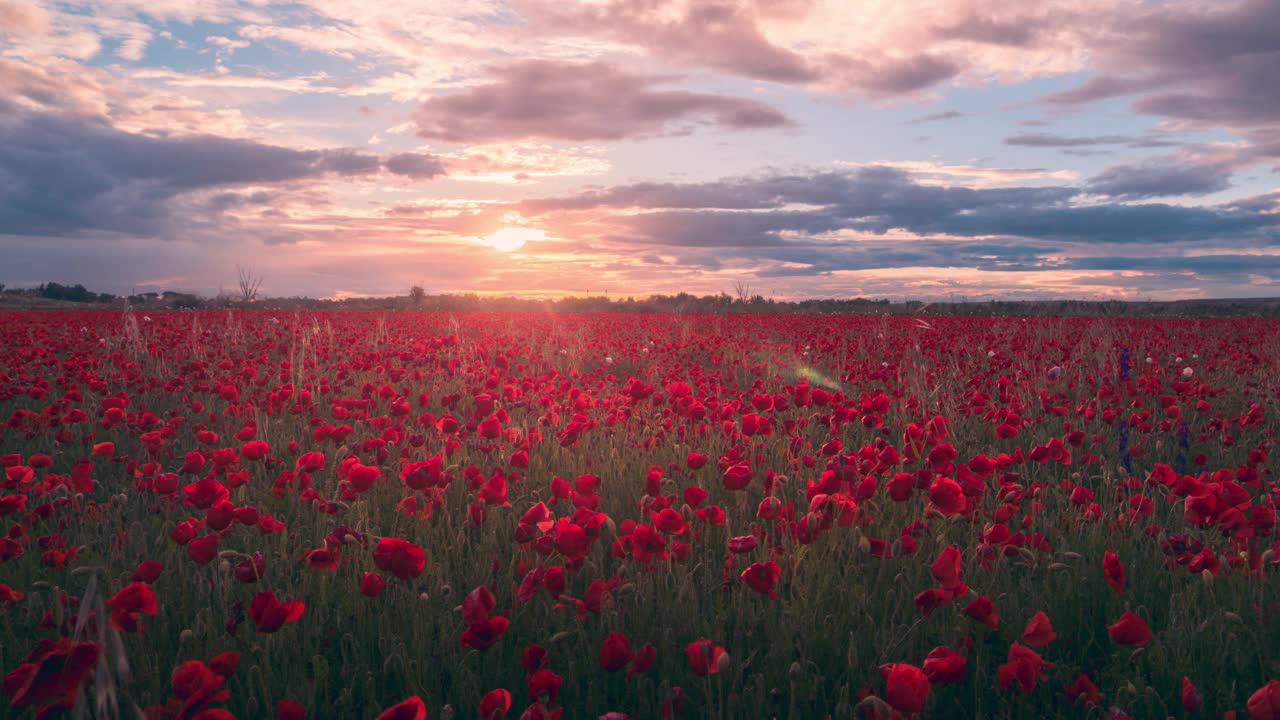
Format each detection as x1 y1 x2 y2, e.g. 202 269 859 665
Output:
517 0 816 83
412 59 792 143
0 0 49 34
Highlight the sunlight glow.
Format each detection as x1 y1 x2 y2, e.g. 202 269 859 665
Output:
478 226 545 252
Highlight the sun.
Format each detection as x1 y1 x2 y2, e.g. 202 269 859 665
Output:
478 226 544 252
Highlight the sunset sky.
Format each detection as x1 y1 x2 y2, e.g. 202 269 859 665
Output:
2 0 1278 300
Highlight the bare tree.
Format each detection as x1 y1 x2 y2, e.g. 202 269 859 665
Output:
409 284 426 307
236 264 262 303
732 279 752 305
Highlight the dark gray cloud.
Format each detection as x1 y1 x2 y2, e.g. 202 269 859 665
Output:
1005 132 1133 147
1087 160 1234 199
613 209 845 247
911 110 965 124
0 111 445 237
385 152 447 178
1042 0 1280 141
636 233 1280 282
523 165 1280 251
412 60 792 144
821 53 962 96
1061 254 1280 274
1227 191 1280 213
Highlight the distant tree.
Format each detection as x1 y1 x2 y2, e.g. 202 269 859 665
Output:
236 264 262 302
409 284 426 307
42 282 95 302
732 279 752 305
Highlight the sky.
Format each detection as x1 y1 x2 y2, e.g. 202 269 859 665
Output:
1 0 1279 301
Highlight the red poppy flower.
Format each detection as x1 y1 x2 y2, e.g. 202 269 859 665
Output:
277 698 306 720
248 591 304 633
171 659 229 717
181 452 207 474
517 702 561 720
360 572 385 598
914 587 951 617
1107 611 1151 646
996 642 1052 694
187 534 219 565
240 440 270 461
2 639 99 709
208 651 239 678
0 584 23 604
106 581 158 632
132 560 163 583
460 616 510 651
295 452 325 473
685 639 726 676
373 537 426 581
740 561 781 599
922 646 966 684
883 663 931 714
1181 677 1202 712
600 632 632 672
376 696 426 720
1020 611 1056 648
1102 550 1125 593
651 508 686 535
463 585 497 624
520 645 548 674
931 545 962 589
1066 673 1100 706
928 477 966 515
347 463 380 493
479 473 509 506
302 547 339 571
1249 680 1280 720
722 462 752 491
479 415 502 439
480 689 512 719
629 643 656 677
526 669 561 703
234 552 266 584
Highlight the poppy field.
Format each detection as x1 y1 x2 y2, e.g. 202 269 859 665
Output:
2 309 1279 720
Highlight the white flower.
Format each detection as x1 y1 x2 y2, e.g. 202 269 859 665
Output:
1182 367 1194 378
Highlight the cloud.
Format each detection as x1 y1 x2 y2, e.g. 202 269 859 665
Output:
516 0 969 97
911 110 965 123
515 0 817 84
384 152 447 179
818 51 962 97
515 0 1191 104
1005 132 1133 147
1040 0 1280 140
1087 160 1234 200
0 0 49 35
519 165 1280 250
412 60 792 143
929 11 1043 47
0 111 445 237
